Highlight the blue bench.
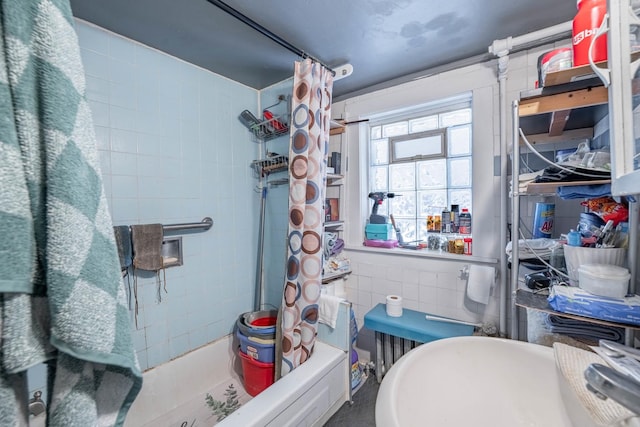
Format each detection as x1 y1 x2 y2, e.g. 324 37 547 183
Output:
364 303 475 382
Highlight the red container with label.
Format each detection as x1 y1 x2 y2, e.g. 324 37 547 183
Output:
573 0 607 67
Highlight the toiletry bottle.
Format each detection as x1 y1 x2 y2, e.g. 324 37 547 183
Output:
459 208 472 234
567 229 581 247
441 207 451 233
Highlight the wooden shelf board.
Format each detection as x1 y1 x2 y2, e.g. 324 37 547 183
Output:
519 86 608 117
518 128 593 146
330 119 346 135
523 179 611 194
544 53 640 87
515 289 640 330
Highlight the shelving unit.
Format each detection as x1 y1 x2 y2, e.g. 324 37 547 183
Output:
510 71 637 345
322 119 351 282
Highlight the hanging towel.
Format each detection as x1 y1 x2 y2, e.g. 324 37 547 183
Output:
0 1 142 425
318 294 344 328
114 225 133 270
131 224 164 271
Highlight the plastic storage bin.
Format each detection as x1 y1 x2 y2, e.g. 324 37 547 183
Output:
563 245 627 286
578 264 630 299
236 329 275 363
238 349 274 396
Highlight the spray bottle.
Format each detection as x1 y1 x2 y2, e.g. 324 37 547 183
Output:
350 308 362 389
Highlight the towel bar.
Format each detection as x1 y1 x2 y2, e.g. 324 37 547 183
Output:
162 217 213 232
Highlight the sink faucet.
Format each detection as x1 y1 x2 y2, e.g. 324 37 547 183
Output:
584 363 640 415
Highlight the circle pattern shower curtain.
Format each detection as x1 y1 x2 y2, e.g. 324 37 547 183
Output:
280 59 333 376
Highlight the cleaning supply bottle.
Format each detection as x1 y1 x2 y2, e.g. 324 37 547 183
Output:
572 0 607 67
350 308 362 390
441 206 451 233
459 208 472 234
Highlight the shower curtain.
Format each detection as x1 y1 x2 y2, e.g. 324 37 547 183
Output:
279 59 334 376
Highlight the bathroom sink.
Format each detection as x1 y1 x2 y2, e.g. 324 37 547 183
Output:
376 336 574 427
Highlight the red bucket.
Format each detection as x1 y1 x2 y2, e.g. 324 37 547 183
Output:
250 316 277 327
238 349 274 396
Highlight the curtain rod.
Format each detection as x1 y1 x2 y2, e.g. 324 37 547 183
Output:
205 0 336 76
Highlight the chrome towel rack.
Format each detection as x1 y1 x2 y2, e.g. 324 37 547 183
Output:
162 217 213 232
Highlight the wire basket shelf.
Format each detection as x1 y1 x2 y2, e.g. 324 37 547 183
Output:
250 115 290 142
251 155 289 178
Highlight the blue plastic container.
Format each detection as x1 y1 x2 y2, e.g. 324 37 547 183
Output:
236 330 275 363
365 223 394 240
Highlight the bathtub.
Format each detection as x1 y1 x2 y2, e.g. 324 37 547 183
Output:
125 304 352 427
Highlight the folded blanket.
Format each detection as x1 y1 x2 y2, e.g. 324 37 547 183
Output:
545 314 624 343
557 184 612 200
0 1 141 425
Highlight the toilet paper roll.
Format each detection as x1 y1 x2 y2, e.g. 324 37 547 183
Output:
467 265 495 305
386 295 403 317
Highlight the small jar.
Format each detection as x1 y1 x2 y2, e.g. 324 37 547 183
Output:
454 237 464 254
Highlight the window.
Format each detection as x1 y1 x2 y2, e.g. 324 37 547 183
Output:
368 98 472 244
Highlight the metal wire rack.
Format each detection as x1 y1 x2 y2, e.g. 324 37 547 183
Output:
249 115 289 142
251 155 289 178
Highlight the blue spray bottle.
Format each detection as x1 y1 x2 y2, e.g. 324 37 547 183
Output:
350 308 362 390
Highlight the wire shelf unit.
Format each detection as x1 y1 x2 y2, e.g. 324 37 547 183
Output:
251 155 289 178
249 114 290 142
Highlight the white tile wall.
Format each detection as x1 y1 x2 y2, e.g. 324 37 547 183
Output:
334 39 582 362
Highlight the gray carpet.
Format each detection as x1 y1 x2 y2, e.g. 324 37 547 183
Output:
324 375 380 426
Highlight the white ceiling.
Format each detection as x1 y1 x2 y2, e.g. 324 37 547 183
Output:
69 0 578 100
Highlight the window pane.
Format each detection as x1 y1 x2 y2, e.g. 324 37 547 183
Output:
370 166 388 192
382 121 408 137
449 157 471 187
395 218 417 242
449 124 471 156
449 189 472 212
371 138 389 165
389 163 415 191
418 190 447 216
389 191 416 217
371 125 381 139
440 108 471 127
417 159 446 189
392 134 443 161
409 115 438 133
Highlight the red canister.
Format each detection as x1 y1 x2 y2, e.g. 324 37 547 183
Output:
572 0 607 67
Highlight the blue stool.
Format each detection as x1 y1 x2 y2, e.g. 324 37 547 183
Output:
364 303 475 382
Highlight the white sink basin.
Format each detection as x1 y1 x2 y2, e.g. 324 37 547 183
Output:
376 336 574 427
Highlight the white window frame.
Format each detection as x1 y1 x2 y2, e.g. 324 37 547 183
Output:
365 97 473 245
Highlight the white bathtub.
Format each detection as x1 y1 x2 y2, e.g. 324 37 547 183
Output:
126 305 352 427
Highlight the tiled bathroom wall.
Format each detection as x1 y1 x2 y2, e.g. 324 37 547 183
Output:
76 20 261 370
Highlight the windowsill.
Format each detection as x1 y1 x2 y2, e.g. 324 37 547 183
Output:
344 244 498 264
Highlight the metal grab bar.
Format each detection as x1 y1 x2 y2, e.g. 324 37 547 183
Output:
162 217 213 232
